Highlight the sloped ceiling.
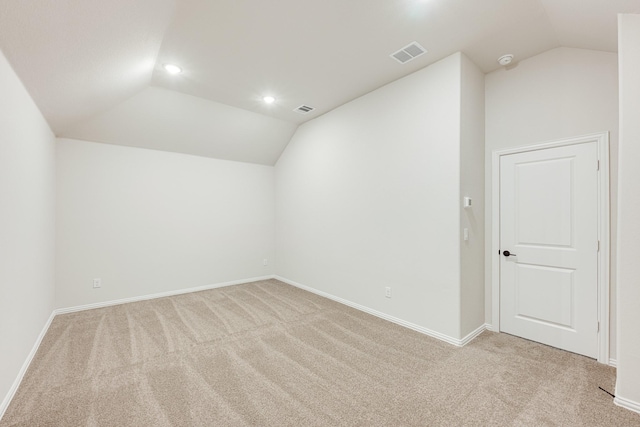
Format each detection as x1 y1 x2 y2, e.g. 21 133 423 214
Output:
1 0 639 165
63 87 297 165
0 0 175 134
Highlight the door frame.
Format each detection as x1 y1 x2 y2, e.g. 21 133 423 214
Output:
491 132 610 364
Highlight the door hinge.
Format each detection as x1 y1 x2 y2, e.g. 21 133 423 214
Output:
597 321 600 333
598 240 600 252
597 160 600 171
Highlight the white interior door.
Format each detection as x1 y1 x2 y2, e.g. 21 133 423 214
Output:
500 141 599 358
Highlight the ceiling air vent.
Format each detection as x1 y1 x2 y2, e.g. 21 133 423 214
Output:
294 105 315 114
390 42 427 64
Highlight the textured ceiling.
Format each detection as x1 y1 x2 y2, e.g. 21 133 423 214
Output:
1 0 639 165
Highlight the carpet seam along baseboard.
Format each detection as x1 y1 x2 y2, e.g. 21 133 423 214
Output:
56 274 489 347
275 275 488 347
55 275 276 315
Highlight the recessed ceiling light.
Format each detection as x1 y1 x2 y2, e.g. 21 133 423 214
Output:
163 64 182 74
263 96 276 104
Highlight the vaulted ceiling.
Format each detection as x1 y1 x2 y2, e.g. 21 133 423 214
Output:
1 0 639 165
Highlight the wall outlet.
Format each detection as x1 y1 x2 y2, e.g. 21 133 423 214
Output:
385 287 392 298
263 259 268 266
93 278 101 288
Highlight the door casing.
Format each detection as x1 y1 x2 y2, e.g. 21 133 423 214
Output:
491 132 610 364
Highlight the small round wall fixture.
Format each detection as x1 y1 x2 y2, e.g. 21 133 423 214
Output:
497 54 514 66
163 64 182 74
263 96 276 104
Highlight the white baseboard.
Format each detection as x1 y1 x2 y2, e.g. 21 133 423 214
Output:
1 275 278 421
275 275 488 347
609 358 617 368
460 323 491 346
614 395 640 415
55 275 276 315
0 311 56 420
3 275 490 421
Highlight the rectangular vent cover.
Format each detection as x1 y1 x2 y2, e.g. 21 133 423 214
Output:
294 105 315 114
390 42 427 64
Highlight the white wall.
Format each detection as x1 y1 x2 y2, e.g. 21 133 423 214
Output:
615 13 640 412
276 53 472 340
459 54 486 337
56 139 275 309
0 50 55 414
484 47 619 357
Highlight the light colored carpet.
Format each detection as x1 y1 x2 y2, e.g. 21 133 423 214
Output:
1 279 638 426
